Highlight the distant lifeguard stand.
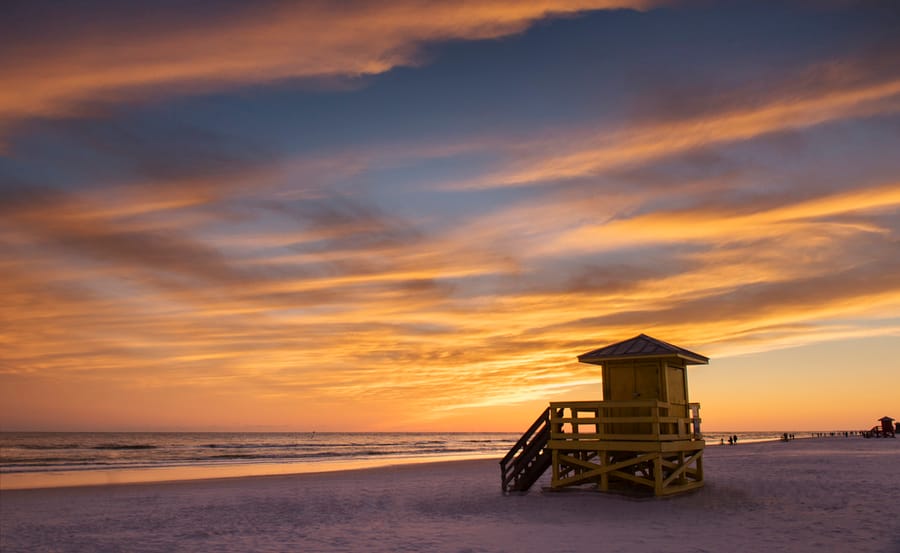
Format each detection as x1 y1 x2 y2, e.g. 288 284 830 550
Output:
501 334 707 496
879 416 895 437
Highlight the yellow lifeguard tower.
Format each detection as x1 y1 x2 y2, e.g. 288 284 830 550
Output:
501 334 707 496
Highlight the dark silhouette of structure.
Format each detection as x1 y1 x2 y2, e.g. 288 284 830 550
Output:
862 416 895 438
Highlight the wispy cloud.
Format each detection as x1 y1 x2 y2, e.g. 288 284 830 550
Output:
455 68 900 189
1 1 898 430
3 168 897 423
546 182 900 253
0 0 657 138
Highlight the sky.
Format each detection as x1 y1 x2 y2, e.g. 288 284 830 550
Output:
1 0 898 433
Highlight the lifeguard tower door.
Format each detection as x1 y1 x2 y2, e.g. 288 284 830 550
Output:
604 361 660 401
603 360 660 435
666 362 688 418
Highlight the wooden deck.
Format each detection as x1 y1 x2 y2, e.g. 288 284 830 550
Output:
548 400 704 496
502 400 705 496
549 400 702 442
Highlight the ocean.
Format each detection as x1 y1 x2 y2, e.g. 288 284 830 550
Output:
0 430 815 475
0 432 518 475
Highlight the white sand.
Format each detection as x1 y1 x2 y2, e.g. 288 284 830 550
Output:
1 438 898 553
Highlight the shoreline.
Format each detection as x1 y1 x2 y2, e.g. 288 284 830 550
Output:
2 438 898 553
0 433 865 491
0 452 498 491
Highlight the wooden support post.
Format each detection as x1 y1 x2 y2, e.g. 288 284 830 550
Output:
696 450 703 482
599 450 609 491
653 454 663 496
651 405 660 440
551 449 559 485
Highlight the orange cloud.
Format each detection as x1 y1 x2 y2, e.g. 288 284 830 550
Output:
455 74 900 189
3 166 898 429
547 182 900 253
3 9 900 430
0 1 658 134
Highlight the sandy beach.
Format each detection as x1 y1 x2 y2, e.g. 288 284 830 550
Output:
1 438 898 553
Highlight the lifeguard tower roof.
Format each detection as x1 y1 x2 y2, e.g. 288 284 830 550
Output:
578 333 708 365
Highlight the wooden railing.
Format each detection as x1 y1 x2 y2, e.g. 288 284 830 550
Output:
548 400 702 442
689 402 702 438
500 407 552 492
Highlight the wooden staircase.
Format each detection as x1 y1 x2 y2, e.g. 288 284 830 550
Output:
500 407 552 492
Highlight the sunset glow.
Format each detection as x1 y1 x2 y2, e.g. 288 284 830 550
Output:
1 1 898 433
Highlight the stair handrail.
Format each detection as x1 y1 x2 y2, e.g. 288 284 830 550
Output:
500 407 551 491
500 407 550 465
